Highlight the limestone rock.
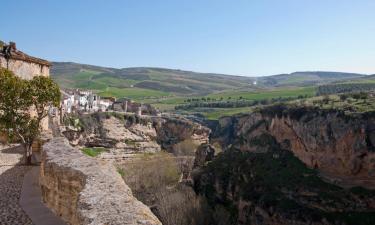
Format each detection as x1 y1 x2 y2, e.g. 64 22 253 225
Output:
40 138 162 225
212 106 375 189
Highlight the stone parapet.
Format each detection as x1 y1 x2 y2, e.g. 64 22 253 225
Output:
40 137 161 225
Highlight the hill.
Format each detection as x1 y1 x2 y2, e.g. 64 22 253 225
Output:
257 71 365 87
51 62 256 98
51 62 366 99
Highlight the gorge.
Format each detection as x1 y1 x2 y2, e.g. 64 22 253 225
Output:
193 104 375 225
54 107 375 225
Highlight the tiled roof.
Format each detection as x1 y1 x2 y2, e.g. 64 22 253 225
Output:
0 42 50 66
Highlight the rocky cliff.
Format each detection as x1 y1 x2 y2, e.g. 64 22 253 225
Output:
40 138 161 225
211 105 375 188
193 105 375 225
62 113 210 157
154 116 210 154
63 113 160 154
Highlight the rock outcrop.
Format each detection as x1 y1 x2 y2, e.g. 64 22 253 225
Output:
211 105 375 188
192 105 375 225
155 116 210 154
62 113 210 157
193 144 215 168
40 138 161 225
62 113 161 155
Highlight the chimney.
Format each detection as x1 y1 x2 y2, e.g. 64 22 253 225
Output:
9 42 16 51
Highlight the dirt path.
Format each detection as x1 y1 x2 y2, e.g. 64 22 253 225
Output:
0 144 33 225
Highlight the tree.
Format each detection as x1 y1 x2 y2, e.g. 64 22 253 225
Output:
340 94 348 101
0 68 60 164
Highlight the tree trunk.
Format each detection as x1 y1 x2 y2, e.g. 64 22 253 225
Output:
23 144 32 165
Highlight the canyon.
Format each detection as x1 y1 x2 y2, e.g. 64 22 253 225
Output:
56 107 375 225
193 104 375 225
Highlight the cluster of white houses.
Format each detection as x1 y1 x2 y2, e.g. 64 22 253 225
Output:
60 90 159 116
61 89 114 114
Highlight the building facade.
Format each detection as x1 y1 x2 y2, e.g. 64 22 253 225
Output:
0 42 50 79
0 41 51 130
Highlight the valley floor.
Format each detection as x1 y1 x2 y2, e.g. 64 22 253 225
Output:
0 145 33 225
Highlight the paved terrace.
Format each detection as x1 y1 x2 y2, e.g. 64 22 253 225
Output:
0 144 33 225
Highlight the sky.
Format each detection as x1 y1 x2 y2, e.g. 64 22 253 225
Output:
1 0 375 76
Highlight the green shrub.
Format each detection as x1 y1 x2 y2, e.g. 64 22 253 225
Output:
81 147 106 157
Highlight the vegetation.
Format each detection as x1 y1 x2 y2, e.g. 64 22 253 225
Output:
194 134 375 225
98 87 169 99
175 95 308 111
52 63 365 98
117 152 212 225
81 147 107 157
290 92 375 113
258 71 364 86
317 83 375 95
169 87 314 120
201 107 253 120
206 86 315 100
0 68 60 164
51 62 255 97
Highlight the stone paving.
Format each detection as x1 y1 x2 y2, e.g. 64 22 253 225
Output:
0 144 33 225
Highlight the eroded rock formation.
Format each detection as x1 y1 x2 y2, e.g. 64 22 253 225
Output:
62 113 210 157
211 105 375 188
154 116 210 154
40 137 161 225
193 106 375 225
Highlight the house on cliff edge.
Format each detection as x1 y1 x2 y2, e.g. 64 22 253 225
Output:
0 41 50 79
0 41 51 130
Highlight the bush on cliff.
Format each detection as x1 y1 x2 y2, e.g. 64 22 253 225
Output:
118 152 212 225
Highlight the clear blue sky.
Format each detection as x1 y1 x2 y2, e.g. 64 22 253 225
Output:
1 0 374 76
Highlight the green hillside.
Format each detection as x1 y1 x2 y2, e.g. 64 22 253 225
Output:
51 62 366 100
51 62 256 98
257 71 365 87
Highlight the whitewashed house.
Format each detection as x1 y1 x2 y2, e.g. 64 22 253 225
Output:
61 89 113 114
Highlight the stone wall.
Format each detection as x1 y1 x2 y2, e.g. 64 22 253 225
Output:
40 138 162 225
0 55 50 130
0 56 49 79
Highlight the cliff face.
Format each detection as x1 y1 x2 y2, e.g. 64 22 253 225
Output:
193 105 375 225
154 116 210 154
211 106 375 188
62 113 210 157
63 113 161 156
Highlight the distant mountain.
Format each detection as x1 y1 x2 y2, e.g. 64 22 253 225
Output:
257 71 365 87
51 62 367 98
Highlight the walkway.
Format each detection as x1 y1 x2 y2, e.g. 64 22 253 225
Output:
0 144 33 225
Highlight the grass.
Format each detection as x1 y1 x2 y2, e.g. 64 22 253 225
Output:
207 86 316 100
202 107 253 120
98 87 170 99
93 76 139 87
117 168 125 177
81 147 106 157
142 87 316 119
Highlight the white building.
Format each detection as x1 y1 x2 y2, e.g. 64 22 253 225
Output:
61 89 113 114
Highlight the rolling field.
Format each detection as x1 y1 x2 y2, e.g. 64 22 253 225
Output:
206 87 316 100
201 107 253 120
98 87 169 100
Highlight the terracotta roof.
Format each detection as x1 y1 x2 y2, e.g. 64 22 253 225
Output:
0 42 50 66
